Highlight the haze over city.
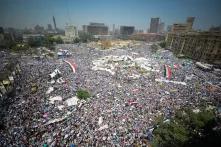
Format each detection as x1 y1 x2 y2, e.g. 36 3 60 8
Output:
1 0 221 31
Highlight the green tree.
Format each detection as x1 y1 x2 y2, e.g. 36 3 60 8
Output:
43 35 63 49
151 44 159 53
152 121 189 147
54 36 63 44
28 37 43 47
152 108 221 147
76 89 90 100
11 43 30 53
158 41 166 48
74 37 80 43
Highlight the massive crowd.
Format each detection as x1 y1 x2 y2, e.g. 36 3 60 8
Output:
0 42 220 146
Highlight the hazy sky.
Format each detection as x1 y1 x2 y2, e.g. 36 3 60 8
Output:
0 0 220 31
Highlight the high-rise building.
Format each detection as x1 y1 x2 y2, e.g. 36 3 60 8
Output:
65 25 78 40
0 27 4 45
158 22 165 33
83 23 108 35
186 17 195 31
120 26 135 35
82 25 88 33
53 16 57 30
171 17 195 33
112 24 115 37
47 24 53 31
172 24 188 33
149 18 159 33
0 27 4 34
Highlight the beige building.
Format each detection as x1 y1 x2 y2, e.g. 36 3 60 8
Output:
64 25 78 42
172 17 195 33
172 23 189 33
186 17 195 31
166 32 221 64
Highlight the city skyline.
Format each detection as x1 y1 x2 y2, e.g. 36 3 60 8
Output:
1 0 221 31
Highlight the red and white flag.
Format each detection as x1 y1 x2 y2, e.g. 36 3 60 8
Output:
164 65 172 80
64 60 77 73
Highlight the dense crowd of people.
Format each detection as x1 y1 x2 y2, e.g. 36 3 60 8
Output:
0 42 220 146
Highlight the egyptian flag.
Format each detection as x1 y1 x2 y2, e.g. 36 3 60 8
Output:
64 60 77 73
164 65 172 79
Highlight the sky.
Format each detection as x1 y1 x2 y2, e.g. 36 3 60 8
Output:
0 0 221 31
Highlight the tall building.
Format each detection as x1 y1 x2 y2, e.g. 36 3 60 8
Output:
120 26 135 35
112 24 115 37
83 23 108 35
47 24 53 31
0 27 4 46
186 17 195 31
65 25 78 40
172 17 195 33
149 18 159 33
158 22 165 33
82 25 88 33
0 27 4 34
53 16 57 30
172 24 188 33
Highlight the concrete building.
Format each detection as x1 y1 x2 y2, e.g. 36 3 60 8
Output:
186 17 195 31
82 25 88 33
0 27 4 34
64 25 78 42
0 28 23 47
172 17 195 33
166 32 221 64
112 24 115 38
0 27 4 47
65 25 78 38
158 22 165 33
83 23 108 35
22 34 45 43
120 26 135 36
172 23 189 33
130 33 165 42
149 18 159 33
53 16 57 30
47 24 53 31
